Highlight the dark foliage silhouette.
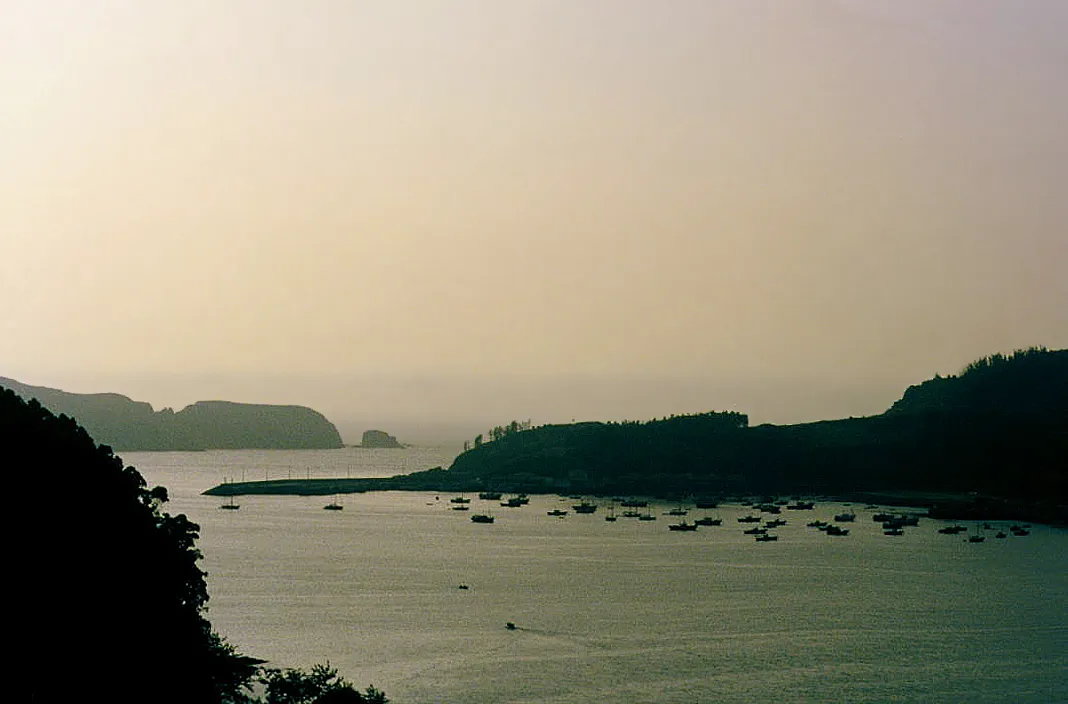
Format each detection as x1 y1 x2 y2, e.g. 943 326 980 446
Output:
437 350 1067 510
258 663 387 704
1 386 381 703
3 386 262 702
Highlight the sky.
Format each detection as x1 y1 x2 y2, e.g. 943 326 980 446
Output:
2 0 1066 445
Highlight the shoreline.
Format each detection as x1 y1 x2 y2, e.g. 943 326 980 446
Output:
202 479 1065 525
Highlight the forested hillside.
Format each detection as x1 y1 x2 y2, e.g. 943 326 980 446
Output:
436 349 1067 505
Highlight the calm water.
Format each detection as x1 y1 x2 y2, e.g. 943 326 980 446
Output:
125 448 1068 704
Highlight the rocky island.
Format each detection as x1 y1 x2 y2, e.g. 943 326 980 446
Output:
0 377 344 451
358 429 404 448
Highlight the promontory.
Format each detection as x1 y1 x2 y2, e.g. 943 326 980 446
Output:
0 377 344 451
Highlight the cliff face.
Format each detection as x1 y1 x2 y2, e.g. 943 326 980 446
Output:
0 377 344 450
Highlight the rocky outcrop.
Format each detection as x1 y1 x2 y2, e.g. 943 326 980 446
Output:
0 377 344 450
359 429 403 448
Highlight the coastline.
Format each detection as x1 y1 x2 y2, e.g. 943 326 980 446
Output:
202 479 1065 525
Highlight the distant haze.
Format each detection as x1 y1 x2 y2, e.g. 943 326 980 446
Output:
3 1 1066 446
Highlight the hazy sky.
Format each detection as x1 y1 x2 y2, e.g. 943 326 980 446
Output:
3 1 1066 443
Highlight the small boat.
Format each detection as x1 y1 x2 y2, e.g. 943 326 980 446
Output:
620 499 648 508
458 583 469 590
824 525 849 536
505 622 517 630
323 502 343 511
450 496 471 504
470 514 495 523
451 505 470 511
786 501 814 510
755 534 778 542
693 516 721 526
834 512 856 522
668 521 698 531
737 515 762 523
883 528 905 536
605 504 618 521
666 507 688 516
220 494 240 510
478 491 502 500
743 527 767 535
765 518 787 528
694 499 718 509
547 509 568 517
939 525 968 534
638 513 657 521
995 531 1007 539
967 535 985 543
572 502 598 514
807 520 828 528
622 510 642 518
